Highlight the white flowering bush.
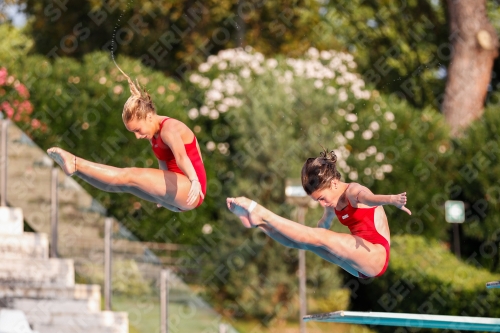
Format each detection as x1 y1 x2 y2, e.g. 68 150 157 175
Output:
187 47 448 191
189 47 452 321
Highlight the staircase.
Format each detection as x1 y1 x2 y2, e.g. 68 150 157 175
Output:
1 120 238 333
0 206 128 333
1 120 176 278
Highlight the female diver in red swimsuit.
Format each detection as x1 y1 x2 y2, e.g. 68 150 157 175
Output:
47 67 206 213
227 149 411 278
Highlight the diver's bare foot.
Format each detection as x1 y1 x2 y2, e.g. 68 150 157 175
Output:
47 147 76 176
226 197 262 228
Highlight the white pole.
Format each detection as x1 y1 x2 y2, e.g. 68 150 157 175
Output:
50 167 58 258
0 120 8 207
161 269 169 333
297 206 307 333
104 218 113 310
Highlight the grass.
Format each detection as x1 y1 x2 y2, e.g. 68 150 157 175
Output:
111 294 375 333
112 293 229 333
232 318 375 333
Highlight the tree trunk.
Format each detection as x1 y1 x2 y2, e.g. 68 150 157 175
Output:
442 0 498 136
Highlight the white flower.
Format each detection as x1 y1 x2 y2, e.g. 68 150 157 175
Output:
206 89 223 102
375 152 384 162
307 47 320 59
255 52 265 63
217 103 229 113
199 78 210 88
202 224 213 234
217 143 228 155
345 131 355 139
199 63 211 72
320 50 331 60
218 61 228 70
362 130 373 140
384 112 395 121
369 121 380 131
266 58 278 68
314 80 323 89
335 133 347 145
366 146 377 156
188 108 199 119
206 141 216 151
375 169 385 180
209 110 220 119
364 168 372 175
339 89 348 101
351 123 359 131
113 85 123 94
219 49 235 60
240 68 251 78
345 113 358 123
207 55 218 64
200 106 209 116
337 108 346 116
212 78 223 91
382 164 393 173
348 171 358 180
326 86 336 95
357 153 366 160
189 73 201 84
249 60 260 70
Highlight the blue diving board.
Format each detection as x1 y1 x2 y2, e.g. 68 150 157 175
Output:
486 281 500 289
303 311 500 332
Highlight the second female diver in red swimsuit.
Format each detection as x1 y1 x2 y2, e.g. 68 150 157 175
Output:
48 67 206 213
226 149 411 278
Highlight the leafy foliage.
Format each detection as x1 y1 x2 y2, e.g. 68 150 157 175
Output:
351 234 500 333
19 0 332 74
450 101 500 273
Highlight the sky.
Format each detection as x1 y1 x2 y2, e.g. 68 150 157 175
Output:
4 3 27 27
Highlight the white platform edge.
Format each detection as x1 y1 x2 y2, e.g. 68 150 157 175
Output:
303 311 500 332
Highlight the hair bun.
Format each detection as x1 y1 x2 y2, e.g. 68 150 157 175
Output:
319 148 337 163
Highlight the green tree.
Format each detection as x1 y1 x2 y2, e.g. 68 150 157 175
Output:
19 0 332 75
451 101 500 273
322 0 449 109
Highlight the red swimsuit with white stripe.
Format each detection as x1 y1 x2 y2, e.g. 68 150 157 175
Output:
334 189 390 278
151 117 206 207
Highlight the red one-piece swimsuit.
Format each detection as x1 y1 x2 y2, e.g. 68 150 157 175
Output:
150 117 207 207
334 189 390 278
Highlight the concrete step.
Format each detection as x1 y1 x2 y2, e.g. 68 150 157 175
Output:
0 207 24 235
0 258 74 288
0 308 36 333
32 311 128 333
0 233 48 260
0 284 100 303
11 298 100 324
34 325 125 333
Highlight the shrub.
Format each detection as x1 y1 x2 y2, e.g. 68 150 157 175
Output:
349 234 500 333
